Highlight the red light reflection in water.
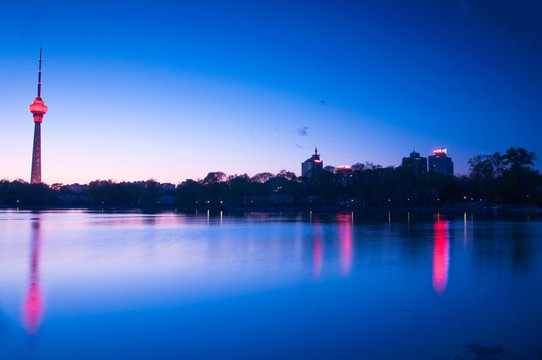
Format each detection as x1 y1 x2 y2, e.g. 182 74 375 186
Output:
337 213 353 276
432 215 449 295
313 217 322 279
23 221 43 335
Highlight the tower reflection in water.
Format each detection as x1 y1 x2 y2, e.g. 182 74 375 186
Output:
432 214 449 295
23 220 44 335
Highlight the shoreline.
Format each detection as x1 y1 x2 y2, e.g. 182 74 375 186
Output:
2 203 542 216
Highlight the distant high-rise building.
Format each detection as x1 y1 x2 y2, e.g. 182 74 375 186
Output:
402 151 427 174
301 148 323 176
336 165 353 185
28 48 48 184
428 148 453 176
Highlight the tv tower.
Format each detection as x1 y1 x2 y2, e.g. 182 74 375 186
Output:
28 48 48 184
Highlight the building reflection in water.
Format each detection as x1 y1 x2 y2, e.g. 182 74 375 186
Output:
312 216 322 280
463 212 467 248
23 219 44 335
432 214 449 295
337 213 353 276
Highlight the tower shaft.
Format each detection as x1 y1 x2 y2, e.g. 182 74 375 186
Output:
31 122 41 184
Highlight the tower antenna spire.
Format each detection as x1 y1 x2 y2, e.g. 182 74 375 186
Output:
37 47 42 98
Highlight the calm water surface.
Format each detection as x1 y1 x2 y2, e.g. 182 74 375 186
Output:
0 209 541 359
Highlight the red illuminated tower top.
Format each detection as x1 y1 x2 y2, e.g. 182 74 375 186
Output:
301 147 323 176
28 48 48 122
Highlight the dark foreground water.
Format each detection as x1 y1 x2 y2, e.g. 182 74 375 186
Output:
0 209 541 359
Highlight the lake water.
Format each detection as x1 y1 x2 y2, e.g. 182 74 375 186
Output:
0 209 541 359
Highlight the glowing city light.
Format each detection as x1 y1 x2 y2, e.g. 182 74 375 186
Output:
28 99 48 119
433 148 447 155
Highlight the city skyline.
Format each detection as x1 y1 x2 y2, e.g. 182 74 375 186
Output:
1 1 541 184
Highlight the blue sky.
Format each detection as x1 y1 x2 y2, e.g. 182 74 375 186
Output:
1 0 541 184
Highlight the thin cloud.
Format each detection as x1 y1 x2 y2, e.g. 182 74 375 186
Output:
297 126 309 136
294 144 303 148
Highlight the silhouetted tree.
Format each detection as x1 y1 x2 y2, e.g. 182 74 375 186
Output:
352 163 383 206
501 147 538 202
468 147 540 204
468 153 503 201
201 172 226 186
140 179 164 207
175 180 203 206
228 174 250 206
250 172 274 183
276 170 297 181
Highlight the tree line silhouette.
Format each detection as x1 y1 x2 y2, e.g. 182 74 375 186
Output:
1 147 540 208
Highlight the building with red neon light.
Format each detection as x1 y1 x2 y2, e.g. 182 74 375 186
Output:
336 165 353 185
428 148 453 176
29 48 48 184
301 148 323 176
